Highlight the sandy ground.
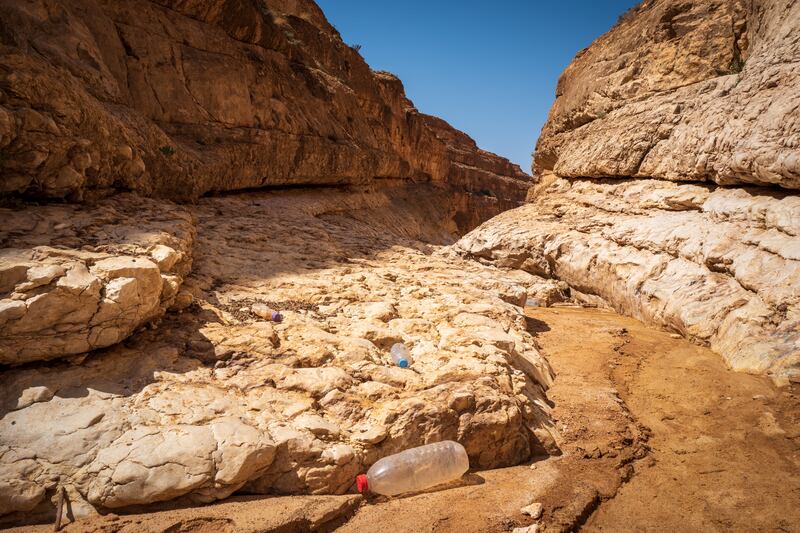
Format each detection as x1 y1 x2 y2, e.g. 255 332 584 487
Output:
534 307 800 532
8 307 799 532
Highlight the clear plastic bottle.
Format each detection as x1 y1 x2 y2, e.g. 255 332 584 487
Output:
356 440 469 496
390 343 413 368
252 303 283 323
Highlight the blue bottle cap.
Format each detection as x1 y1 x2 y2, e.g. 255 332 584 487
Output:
398 359 409 368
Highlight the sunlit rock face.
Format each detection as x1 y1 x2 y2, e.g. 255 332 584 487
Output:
0 0 528 206
459 0 800 384
0 0 543 525
0 187 559 525
535 0 800 189
457 177 800 383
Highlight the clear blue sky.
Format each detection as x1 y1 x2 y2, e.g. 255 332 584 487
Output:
317 0 639 172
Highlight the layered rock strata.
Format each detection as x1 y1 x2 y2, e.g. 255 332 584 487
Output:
0 186 560 525
0 0 534 360
0 1 544 523
0 0 529 204
535 0 800 189
458 177 800 383
0 194 195 364
460 0 799 383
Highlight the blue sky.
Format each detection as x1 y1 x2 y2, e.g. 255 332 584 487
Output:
316 0 639 172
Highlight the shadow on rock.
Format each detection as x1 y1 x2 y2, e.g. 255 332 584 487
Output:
524 316 551 335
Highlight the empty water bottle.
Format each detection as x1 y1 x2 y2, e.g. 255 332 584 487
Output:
390 343 412 368
355 440 469 496
251 303 283 323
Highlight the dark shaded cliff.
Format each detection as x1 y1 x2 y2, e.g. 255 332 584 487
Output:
0 0 529 218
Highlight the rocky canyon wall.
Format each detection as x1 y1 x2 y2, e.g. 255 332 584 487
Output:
459 0 799 383
0 186 559 525
0 0 529 204
534 0 798 189
0 0 549 526
0 0 532 366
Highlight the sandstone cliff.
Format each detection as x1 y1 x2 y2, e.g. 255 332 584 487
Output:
0 0 532 366
535 0 798 189
0 0 529 204
459 0 799 383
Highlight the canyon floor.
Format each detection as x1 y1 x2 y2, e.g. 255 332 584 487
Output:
8 304 798 532
2 0 799 530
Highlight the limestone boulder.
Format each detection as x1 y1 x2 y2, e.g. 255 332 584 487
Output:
535 0 800 189
0 194 195 364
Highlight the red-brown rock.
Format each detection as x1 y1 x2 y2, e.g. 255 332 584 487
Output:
0 0 529 207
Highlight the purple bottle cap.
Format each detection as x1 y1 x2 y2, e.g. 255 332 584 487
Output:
271 311 283 323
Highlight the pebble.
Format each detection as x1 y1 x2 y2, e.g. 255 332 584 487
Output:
521 502 543 519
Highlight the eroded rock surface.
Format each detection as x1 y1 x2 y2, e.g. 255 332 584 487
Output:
535 0 800 189
0 194 194 364
458 177 800 383
0 0 528 208
0 1 544 522
0 187 558 525
464 0 800 384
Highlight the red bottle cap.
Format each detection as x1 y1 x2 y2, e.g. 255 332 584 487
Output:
356 474 369 493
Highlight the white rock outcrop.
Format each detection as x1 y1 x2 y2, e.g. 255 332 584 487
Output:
0 187 558 525
0 194 195 364
458 177 799 383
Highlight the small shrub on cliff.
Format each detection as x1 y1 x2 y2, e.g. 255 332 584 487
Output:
730 50 746 73
478 189 496 198
616 5 638 25
159 145 176 157
350 43 362 53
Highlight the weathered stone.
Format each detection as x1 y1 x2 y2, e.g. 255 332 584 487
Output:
0 188 556 524
0 0 529 230
535 0 800 190
521 502 543 519
458 177 800 383
150 245 181 271
14 386 54 410
0 195 195 364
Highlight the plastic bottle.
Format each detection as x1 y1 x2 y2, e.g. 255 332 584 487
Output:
356 440 469 496
251 303 283 323
390 343 412 368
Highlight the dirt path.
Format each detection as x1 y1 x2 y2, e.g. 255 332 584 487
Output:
565 307 800 532
9 307 798 532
